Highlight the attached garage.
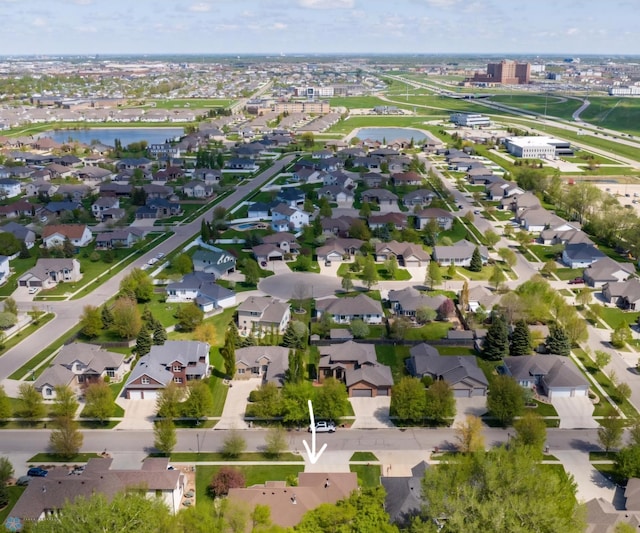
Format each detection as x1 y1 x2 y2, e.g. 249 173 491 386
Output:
472 387 487 397
127 390 143 400
453 388 472 398
127 389 158 400
351 388 373 398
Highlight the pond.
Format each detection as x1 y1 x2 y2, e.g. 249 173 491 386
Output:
354 127 428 143
40 127 185 147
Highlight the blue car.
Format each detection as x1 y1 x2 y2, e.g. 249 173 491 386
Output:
27 467 48 477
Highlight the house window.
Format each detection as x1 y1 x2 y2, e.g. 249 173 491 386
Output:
106 370 115 378
238 368 245 374
173 366 182 372
174 377 183 384
45 388 52 396
141 377 149 385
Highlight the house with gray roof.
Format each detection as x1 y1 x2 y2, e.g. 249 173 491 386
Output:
124 341 210 400
407 343 488 397
501 191 541 213
465 285 499 312
583 257 635 288
8 457 185 526
368 212 407 231
262 232 300 255
388 287 445 318
502 355 589 399
375 240 430 267
33 343 128 399
361 188 398 207
433 239 488 267
275 187 306 207
602 278 640 310
382 461 429 527
166 271 236 311
402 189 435 208
192 247 236 278
414 207 454 231
315 294 384 325
315 237 363 263
18 258 81 289
234 345 289 386
252 243 284 263
562 243 606 268
318 341 393 397
0 221 36 248
237 296 291 334
517 207 574 234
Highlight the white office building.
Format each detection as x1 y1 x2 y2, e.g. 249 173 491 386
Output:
450 113 491 128
504 136 571 159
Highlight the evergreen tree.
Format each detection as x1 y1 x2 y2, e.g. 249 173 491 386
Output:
510 319 532 356
19 241 31 259
101 305 114 329
546 324 571 356
285 349 305 384
62 237 76 258
460 280 470 311
200 219 211 243
282 320 308 349
135 325 152 357
469 246 483 272
482 311 509 361
220 325 236 377
152 319 167 345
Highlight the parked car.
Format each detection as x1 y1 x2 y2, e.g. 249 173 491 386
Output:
27 467 48 477
28 287 38 294
157 252 165 259
568 277 585 285
309 421 336 433
16 476 31 486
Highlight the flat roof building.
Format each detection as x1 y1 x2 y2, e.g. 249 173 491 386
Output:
504 136 572 159
471 60 530 85
450 113 491 128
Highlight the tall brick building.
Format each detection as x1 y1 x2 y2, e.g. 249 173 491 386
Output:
471 60 530 85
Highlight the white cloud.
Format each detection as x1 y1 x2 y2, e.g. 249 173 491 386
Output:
421 0 461 7
298 0 354 9
73 0 93 5
566 27 579 35
271 22 288 30
188 2 211 12
32 17 47 27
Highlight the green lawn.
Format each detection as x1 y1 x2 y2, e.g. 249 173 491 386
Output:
28 452 101 463
528 245 562 263
528 400 559 417
438 219 469 243
350 464 381 488
350 451 379 462
555 268 585 281
598 307 640 329
0 486 25 524
169 452 302 462
404 321 454 341
436 346 477 356
375 344 411 382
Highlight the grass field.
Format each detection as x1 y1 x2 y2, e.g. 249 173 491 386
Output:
350 464 381 487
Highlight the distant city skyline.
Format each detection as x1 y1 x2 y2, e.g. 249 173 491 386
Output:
1 0 638 57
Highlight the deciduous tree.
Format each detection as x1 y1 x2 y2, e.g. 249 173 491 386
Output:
184 380 213 422
487 375 525 426
111 297 142 340
52 385 79 420
598 411 625 453
315 377 349 422
18 382 45 422
391 377 426 423
84 381 114 424
426 260 442 289
79 305 102 339
49 417 83 459
153 418 177 455
222 429 246 459
0 385 11 420
425 380 455 425
174 303 204 332
208 467 245 497
454 415 485 453
156 382 185 419
513 410 547 456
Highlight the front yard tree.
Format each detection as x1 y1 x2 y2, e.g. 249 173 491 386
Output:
18 383 45 422
282 320 308 349
469 246 483 272
484 230 500 247
175 303 204 332
111 297 142 340
281 381 315 426
418 447 585 533
361 257 379 289
84 380 114 424
52 385 79 420
119 268 153 303
3 297 17 316
454 414 485 453
498 247 517 268
341 271 354 293
152 320 167 345
576 287 593 307
184 380 213 423
611 323 633 349
513 410 547 456
285 349 305 384
424 380 456 425
509 319 531 356
489 265 506 290
384 256 398 279
243 258 261 286
153 418 177 455
487 375 524 426
426 260 442 289
49 417 83 459
315 377 349 422
595 350 612 370
156 382 185 419
482 311 509 361
0 385 11 421
264 426 288 459
540 259 557 277
616 445 640 479
80 305 102 339
546 324 571 356
391 377 426 423
598 411 625 453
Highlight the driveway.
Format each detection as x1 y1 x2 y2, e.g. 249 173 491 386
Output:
115 399 157 430
215 378 261 430
258 272 342 300
349 397 393 429
551 396 599 429
454 396 488 425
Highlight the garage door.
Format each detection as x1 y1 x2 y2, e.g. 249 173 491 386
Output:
472 388 486 397
19 280 27 287
128 390 143 400
454 388 471 398
143 390 158 401
550 389 571 398
378 388 389 396
352 389 372 398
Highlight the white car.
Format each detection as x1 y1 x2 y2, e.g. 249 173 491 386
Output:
28 287 38 294
308 421 336 433
156 252 165 259
148 258 158 265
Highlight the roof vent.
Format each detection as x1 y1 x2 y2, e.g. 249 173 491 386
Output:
291 495 297 505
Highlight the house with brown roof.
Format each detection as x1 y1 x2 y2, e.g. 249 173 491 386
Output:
237 296 291 334
414 207 454 231
320 215 357 237
8 457 185 526
391 171 423 186
0 199 35 219
375 240 430 267
261 232 300 255
318 341 393 397
18 258 81 288
42 224 93 248
361 188 398 207
315 237 363 263
315 294 383 325
234 345 290 385
368 212 407 231
228 472 358 529
387 287 446 317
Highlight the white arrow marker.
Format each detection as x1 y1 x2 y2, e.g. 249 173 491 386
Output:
302 399 327 464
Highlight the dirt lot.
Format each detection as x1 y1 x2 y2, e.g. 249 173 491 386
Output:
592 181 640 216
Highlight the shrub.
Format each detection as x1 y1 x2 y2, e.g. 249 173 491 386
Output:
207 467 245 498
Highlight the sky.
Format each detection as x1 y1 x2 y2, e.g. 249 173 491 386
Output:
1 0 639 56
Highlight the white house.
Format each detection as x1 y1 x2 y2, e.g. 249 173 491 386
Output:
42 224 93 248
0 178 22 198
271 203 310 231
0 255 9 285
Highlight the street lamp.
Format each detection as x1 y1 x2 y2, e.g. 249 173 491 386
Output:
196 433 200 455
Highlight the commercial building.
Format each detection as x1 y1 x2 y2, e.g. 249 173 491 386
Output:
450 113 491 128
471 60 530 85
609 85 640 96
504 136 572 159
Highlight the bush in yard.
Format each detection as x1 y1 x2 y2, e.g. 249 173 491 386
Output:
207 467 245 498
0 312 17 329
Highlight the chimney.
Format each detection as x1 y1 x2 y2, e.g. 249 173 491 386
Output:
291 495 297 505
